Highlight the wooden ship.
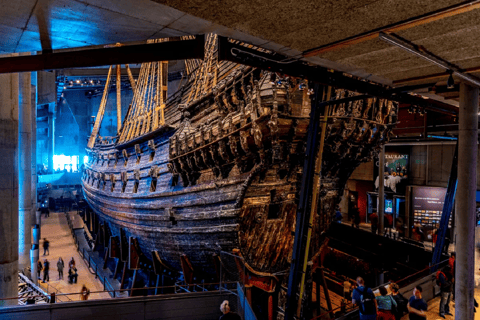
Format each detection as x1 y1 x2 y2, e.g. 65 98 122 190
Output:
82 35 397 281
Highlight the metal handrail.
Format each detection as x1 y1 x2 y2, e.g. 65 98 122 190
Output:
0 281 238 303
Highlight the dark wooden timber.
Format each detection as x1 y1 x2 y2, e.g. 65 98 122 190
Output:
0 36 205 74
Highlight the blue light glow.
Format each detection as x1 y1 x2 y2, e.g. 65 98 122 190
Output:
53 154 80 172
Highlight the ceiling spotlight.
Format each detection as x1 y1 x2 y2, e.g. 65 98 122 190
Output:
447 70 455 89
76 80 80 84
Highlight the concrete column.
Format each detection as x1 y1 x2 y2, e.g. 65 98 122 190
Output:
31 73 37 215
47 109 55 173
19 71 33 272
0 71 19 307
455 82 478 320
31 73 38 283
378 145 385 235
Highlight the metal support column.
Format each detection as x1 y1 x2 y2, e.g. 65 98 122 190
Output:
378 145 385 235
285 82 324 320
455 82 478 320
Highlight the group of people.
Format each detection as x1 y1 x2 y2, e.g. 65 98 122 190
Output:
351 277 427 320
36 256 78 284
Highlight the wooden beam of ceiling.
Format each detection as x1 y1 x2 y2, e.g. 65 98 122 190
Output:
302 0 480 57
0 36 204 74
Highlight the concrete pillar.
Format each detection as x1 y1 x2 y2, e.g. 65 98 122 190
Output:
47 109 55 173
0 71 19 307
378 145 385 235
455 82 478 320
19 71 33 272
31 73 37 215
30 224 40 285
31 73 38 283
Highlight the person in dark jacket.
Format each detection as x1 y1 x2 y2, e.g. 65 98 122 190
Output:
352 205 360 229
36 260 43 280
370 211 379 234
219 300 241 320
43 238 50 256
438 266 453 318
390 282 408 320
42 259 50 283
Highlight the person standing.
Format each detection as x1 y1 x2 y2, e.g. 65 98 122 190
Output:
352 277 377 320
407 285 427 320
437 266 453 318
219 300 241 320
43 238 50 256
57 257 65 280
343 278 353 300
36 259 43 280
352 205 361 229
370 211 379 235
80 285 90 301
390 283 408 320
68 257 76 269
375 286 397 320
42 259 50 283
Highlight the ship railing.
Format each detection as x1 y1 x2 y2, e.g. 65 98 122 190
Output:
93 135 118 148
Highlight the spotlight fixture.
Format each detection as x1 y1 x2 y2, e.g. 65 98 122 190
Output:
447 70 454 89
75 80 81 84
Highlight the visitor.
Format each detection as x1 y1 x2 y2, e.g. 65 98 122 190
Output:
43 238 50 256
57 257 64 280
69 257 76 269
370 211 379 235
407 285 427 320
36 259 43 280
448 252 456 301
390 283 408 320
68 267 78 284
80 285 90 301
352 205 360 229
42 259 50 283
219 300 241 320
343 277 352 300
375 286 397 320
352 277 377 320
334 206 343 223
437 266 453 318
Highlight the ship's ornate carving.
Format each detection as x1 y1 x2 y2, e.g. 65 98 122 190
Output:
82 35 399 277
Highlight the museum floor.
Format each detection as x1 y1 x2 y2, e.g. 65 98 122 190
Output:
37 210 110 301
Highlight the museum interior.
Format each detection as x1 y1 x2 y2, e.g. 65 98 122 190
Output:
2 1 480 320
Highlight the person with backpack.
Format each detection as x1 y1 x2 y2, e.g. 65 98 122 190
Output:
352 277 377 320
375 286 397 320
390 283 408 320
437 266 453 318
407 285 427 320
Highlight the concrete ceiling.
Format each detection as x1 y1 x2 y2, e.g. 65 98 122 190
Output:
2 0 480 105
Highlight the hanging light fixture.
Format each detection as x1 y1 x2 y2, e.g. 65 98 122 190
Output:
447 70 455 89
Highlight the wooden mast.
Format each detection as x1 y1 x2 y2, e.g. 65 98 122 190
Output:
116 64 122 134
87 65 113 149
